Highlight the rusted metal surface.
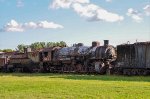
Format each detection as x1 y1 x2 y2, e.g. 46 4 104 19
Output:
37 47 61 62
117 42 150 68
87 46 98 59
0 58 5 67
0 54 5 58
28 51 39 63
40 51 51 62
4 52 14 55
11 53 27 58
39 47 53 62
9 58 31 64
146 43 150 68
86 41 101 59
0 52 14 58
74 46 89 56
56 47 75 61
96 40 116 60
134 42 150 68
40 47 53 52
95 45 116 59
95 46 106 59
58 47 76 56
0 52 5 58
117 44 135 67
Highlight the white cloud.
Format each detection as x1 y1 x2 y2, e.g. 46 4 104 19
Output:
17 0 24 7
24 22 37 29
50 0 72 9
1 20 64 32
143 5 150 16
50 0 89 9
50 0 124 22
127 8 143 23
73 0 89 4
72 3 99 18
96 8 124 22
106 0 112 2
72 3 123 22
37 21 64 29
3 20 24 32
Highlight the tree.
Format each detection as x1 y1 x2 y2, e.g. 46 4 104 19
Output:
30 42 40 50
40 42 46 48
30 42 46 50
17 41 67 51
59 41 67 47
56 42 60 46
46 42 53 47
2 49 14 52
17 44 26 52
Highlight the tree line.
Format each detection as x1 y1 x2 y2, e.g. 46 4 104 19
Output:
17 41 67 52
0 49 14 52
0 41 67 52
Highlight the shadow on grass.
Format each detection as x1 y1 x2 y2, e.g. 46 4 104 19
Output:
63 75 150 82
0 73 56 77
0 73 150 82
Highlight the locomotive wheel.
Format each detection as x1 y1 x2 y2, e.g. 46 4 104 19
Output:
63 64 70 73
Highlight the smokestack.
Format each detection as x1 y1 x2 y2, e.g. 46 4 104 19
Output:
24 47 31 53
92 41 100 47
77 43 84 47
104 40 109 46
24 47 27 54
24 47 31 57
24 47 28 58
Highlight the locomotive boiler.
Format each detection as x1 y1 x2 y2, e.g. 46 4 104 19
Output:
85 40 116 74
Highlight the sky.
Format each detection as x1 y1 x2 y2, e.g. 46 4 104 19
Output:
0 0 150 49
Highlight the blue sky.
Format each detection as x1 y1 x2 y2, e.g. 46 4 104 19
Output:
0 0 150 49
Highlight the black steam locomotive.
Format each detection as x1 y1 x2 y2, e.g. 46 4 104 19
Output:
0 40 150 75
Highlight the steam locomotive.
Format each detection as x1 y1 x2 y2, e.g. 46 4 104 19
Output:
0 40 150 75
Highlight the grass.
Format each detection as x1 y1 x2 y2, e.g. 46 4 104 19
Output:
0 73 150 99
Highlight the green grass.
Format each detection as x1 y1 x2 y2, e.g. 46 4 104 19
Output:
0 73 150 99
